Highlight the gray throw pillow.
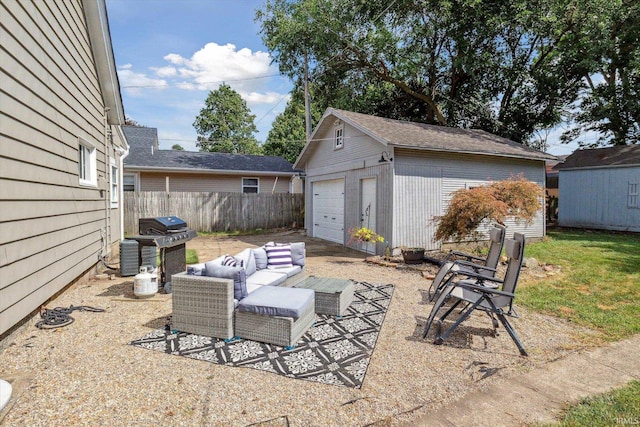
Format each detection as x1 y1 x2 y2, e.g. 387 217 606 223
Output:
205 263 247 300
235 248 257 276
290 242 305 267
252 247 268 270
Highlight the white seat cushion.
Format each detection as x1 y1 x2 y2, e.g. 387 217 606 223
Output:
246 270 287 287
266 265 301 278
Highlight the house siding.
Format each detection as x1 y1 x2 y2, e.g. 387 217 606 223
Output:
559 166 640 231
138 172 292 193
305 120 388 173
0 0 123 336
394 149 546 246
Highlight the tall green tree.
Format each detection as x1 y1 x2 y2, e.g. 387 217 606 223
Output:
193 83 262 154
559 0 640 146
262 84 322 163
257 0 636 147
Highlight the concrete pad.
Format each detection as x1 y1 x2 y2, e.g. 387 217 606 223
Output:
409 335 640 427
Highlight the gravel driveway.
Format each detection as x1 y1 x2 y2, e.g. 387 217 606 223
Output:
0 231 592 426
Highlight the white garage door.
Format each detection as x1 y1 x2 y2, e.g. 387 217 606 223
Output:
313 179 345 244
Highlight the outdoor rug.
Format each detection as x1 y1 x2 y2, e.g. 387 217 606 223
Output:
130 281 394 388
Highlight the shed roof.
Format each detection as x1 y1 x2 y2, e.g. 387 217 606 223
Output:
557 145 640 170
123 126 297 175
296 108 556 167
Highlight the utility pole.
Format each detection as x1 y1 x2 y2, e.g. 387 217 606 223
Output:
304 53 311 142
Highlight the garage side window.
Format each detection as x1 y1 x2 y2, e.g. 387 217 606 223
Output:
78 137 97 187
242 177 259 193
629 182 639 208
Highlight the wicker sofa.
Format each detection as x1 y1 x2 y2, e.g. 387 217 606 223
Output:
171 242 310 343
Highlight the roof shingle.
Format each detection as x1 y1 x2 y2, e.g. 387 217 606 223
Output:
557 145 640 169
122 126 297 174
328 108 556 161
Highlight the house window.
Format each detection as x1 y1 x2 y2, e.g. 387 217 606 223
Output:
334 127 344 150
629 182 639 208
242 177 259 193
123 174 136 192
78 137 97 187
110 158 118 207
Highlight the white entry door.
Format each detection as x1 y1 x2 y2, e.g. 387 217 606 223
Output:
360 177 377 253
313 179 345 244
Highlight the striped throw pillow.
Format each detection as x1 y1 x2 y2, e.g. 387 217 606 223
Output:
264 244 293 268
222 255 242 268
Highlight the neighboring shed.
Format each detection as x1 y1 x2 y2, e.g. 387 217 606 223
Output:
557 145 640 232
294 108 555 254
0 0 127 336
123 126 302 194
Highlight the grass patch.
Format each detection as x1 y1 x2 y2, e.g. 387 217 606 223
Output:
197 228 284 237
518 229 640 341
155 249 199 265
185 249 199 265
545 380 640 426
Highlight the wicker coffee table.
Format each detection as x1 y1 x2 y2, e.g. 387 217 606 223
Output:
294 277 354 316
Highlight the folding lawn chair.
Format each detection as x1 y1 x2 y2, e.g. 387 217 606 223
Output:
422 232 528 356
427 224 506 302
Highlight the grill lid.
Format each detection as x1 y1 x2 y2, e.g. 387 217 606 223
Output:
139 216 187 235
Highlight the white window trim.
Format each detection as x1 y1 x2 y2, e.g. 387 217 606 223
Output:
242 177 259 193
110 157 118 208
334 126 344 150
78 137 97 187
629 182 639 209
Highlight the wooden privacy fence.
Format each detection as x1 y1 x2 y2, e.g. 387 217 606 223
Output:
124 192 305 234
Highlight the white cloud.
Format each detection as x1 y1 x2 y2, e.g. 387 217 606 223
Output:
117 66 167 95
151 66 178 77
242 91 287 106
162 42 277 97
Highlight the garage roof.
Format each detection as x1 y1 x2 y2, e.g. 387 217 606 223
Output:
295 108 556 167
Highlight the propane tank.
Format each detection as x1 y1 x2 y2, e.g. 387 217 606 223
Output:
134 266 156 298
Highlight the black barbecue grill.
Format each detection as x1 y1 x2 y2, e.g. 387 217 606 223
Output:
127 216 197 288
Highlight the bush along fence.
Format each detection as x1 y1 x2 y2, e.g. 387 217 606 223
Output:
124 191 305 234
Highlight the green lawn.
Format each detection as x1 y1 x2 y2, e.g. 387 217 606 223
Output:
518 229 640 342
544 380 640 427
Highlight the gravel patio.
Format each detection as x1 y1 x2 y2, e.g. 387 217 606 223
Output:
0 230 593 426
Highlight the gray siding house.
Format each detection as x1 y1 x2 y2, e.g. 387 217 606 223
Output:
558 145 640 232
0 0 127 336
294 108 555 254
123 126 302 194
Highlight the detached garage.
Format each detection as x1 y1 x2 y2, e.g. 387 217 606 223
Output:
294 108 556 254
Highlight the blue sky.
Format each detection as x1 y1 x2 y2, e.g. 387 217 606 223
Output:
106 0 579 156
106 0 292 152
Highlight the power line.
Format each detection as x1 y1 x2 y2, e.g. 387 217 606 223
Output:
122 73 283 89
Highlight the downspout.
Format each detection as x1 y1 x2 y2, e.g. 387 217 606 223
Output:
117 126 129 240
103 108 111 258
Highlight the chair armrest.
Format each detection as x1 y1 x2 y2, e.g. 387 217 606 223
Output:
454 260 497 273
172 272 235 316
450 269 503 284
447 250 485 263
456 281 515 298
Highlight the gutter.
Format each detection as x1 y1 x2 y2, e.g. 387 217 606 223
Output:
391 144 557 162
125 166 298 177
